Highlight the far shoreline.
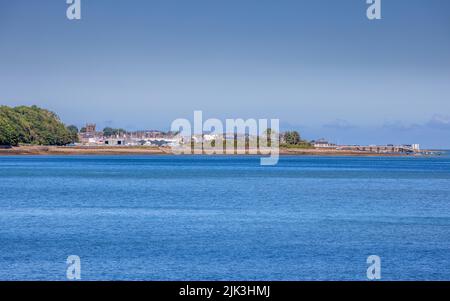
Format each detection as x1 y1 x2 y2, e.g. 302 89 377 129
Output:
0 145 427 157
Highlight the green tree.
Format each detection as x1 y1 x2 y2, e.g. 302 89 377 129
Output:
0 105 75 146
103 127 126 137
284 131 301 145
66 125 79 143
103 127 114 137
67 125 78 134
0 117 19 146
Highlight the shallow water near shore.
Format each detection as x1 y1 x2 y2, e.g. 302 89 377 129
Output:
0 155 449 280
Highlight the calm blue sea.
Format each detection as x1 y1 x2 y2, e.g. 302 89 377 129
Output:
0 155 449 280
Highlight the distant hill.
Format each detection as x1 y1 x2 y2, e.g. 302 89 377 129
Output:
0 105 77 146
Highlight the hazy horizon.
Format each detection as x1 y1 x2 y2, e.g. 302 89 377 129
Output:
1 0 450 148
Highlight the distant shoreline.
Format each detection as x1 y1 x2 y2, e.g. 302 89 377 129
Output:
0 145 421 157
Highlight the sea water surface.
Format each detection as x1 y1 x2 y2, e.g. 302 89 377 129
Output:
0 155 449 280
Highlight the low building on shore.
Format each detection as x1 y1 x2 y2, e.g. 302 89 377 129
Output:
312 139 335 148
104 138 126 146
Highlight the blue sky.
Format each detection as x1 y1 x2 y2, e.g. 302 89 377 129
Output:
1 0 449 148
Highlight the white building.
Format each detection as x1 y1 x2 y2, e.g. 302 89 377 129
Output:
104 138 125 146
313 139 334 148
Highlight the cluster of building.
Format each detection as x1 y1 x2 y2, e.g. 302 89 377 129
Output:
312 138 421 154
78 124 180 147
78 124 421 154
78 124 261 148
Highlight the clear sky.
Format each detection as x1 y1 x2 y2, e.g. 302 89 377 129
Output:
1 0 449 148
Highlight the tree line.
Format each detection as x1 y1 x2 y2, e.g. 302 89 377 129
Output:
281 131 312 148
0 105 79 146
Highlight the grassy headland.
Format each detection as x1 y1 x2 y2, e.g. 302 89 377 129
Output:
0 105 78 146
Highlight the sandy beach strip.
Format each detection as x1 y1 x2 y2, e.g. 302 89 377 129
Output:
0 145 414 157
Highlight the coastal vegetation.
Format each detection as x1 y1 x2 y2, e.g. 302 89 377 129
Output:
102 127 127 137
192 129 313 151
281 131 313 148
0 105 78 146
